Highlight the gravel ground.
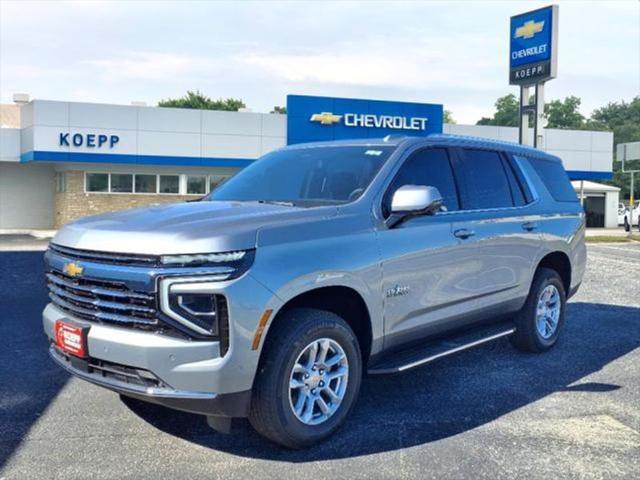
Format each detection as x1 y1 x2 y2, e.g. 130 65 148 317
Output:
0 244 638 479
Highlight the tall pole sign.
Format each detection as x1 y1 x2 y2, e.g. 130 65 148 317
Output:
617 142 640 234
510 5 558 148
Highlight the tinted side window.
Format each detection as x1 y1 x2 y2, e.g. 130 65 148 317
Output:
454 149 514 209
501 157 526 206
529 157 578 202
384 148 459 214
508 155 534 203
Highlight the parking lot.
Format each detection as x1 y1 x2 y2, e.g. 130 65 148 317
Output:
1 243 639 479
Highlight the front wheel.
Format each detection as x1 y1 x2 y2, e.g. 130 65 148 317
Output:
511 268 566 353
249 308 362 449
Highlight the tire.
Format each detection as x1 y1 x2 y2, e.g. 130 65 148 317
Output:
511 267 566 353
249 308 362 449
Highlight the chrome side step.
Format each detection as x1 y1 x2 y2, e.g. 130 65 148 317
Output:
367 322 516 375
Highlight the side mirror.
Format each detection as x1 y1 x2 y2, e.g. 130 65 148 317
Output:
387 185 443 228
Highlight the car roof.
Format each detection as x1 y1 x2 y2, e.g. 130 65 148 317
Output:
284 133 562 163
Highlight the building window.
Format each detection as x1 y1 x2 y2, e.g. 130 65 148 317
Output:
209 175 228 193
86 173 109 192
159 175 180 194
55 172 66 193
187 175 207 195
111 173 133 193
135 174 157 193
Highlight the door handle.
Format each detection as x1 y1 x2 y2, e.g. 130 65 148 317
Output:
454 228 475 239
522 221 538 231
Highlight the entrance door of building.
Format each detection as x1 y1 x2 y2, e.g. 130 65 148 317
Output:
584 196 605 228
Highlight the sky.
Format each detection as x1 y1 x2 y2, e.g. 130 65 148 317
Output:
0 0 638 125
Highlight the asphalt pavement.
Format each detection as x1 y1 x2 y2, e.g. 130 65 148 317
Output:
0 244 639 479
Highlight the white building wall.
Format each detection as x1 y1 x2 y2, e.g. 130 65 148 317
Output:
21 100 287 160
0 128 20 161
0 162 54 229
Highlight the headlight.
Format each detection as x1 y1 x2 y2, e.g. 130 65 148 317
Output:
158 250 254 338
160 276 231 337
168 290 224 336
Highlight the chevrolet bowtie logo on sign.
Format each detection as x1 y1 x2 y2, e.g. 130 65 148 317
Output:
514 19 545 39
63 262 84 278
309 112 343 125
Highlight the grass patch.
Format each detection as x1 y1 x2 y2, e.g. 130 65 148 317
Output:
586 235 640 243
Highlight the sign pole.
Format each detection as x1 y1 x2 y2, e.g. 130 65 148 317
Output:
519 86 530 145
630 171 635 236
534 82 545 148
619 142 640 235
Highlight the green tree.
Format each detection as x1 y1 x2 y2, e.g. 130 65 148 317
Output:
476 94 520 126
443 109 455 124
544 96 585 129
477 94 588 129
590 97 640 199
158 90 245 111
271 106 287 114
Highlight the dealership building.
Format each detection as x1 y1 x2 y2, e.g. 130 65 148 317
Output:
0 94 615 230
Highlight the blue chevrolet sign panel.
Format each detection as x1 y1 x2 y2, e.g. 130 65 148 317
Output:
287 95 443 145
509 5 558 85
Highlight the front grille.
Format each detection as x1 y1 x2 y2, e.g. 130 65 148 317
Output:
49 243 160 267
47 270 158 327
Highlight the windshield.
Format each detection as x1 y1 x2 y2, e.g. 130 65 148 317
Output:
207 145 395 206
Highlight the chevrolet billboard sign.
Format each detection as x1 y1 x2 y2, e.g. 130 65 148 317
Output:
509 5 558 85
287 95 443 145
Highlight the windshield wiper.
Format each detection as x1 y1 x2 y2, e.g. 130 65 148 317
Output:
256 200 296 207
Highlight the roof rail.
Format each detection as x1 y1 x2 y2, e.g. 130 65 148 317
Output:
383 134 407 142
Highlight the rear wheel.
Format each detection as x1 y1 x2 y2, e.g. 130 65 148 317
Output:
511 268 566 353
249 308 362 449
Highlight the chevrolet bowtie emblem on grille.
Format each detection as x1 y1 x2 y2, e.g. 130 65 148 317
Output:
309 112 342 125
515 19 545 39
63 262 84 278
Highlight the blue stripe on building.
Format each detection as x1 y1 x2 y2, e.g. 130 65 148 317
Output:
566 170 613 181
20 151 254 168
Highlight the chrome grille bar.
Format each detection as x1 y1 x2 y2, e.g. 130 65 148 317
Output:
46 273 153 301
49 293 157 325
48 284 155 314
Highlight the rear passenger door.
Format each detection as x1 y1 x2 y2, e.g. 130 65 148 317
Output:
445 148 541 319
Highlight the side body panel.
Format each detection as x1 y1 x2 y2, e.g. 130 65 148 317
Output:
251 210 385 354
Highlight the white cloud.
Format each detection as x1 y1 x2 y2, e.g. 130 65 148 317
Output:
83 53 212 81
0 0 637 124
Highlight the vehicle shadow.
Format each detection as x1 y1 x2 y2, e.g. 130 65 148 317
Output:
0 252 69 469
123 301 640 461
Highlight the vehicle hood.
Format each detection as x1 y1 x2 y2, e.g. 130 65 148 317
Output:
53 201 337 255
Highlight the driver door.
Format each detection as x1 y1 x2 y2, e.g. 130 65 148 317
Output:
377 147 467 348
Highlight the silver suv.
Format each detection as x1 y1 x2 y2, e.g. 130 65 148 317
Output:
43 134 586 448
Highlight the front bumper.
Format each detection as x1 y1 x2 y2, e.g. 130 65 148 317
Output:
43 269 281 418
48 344 251 416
